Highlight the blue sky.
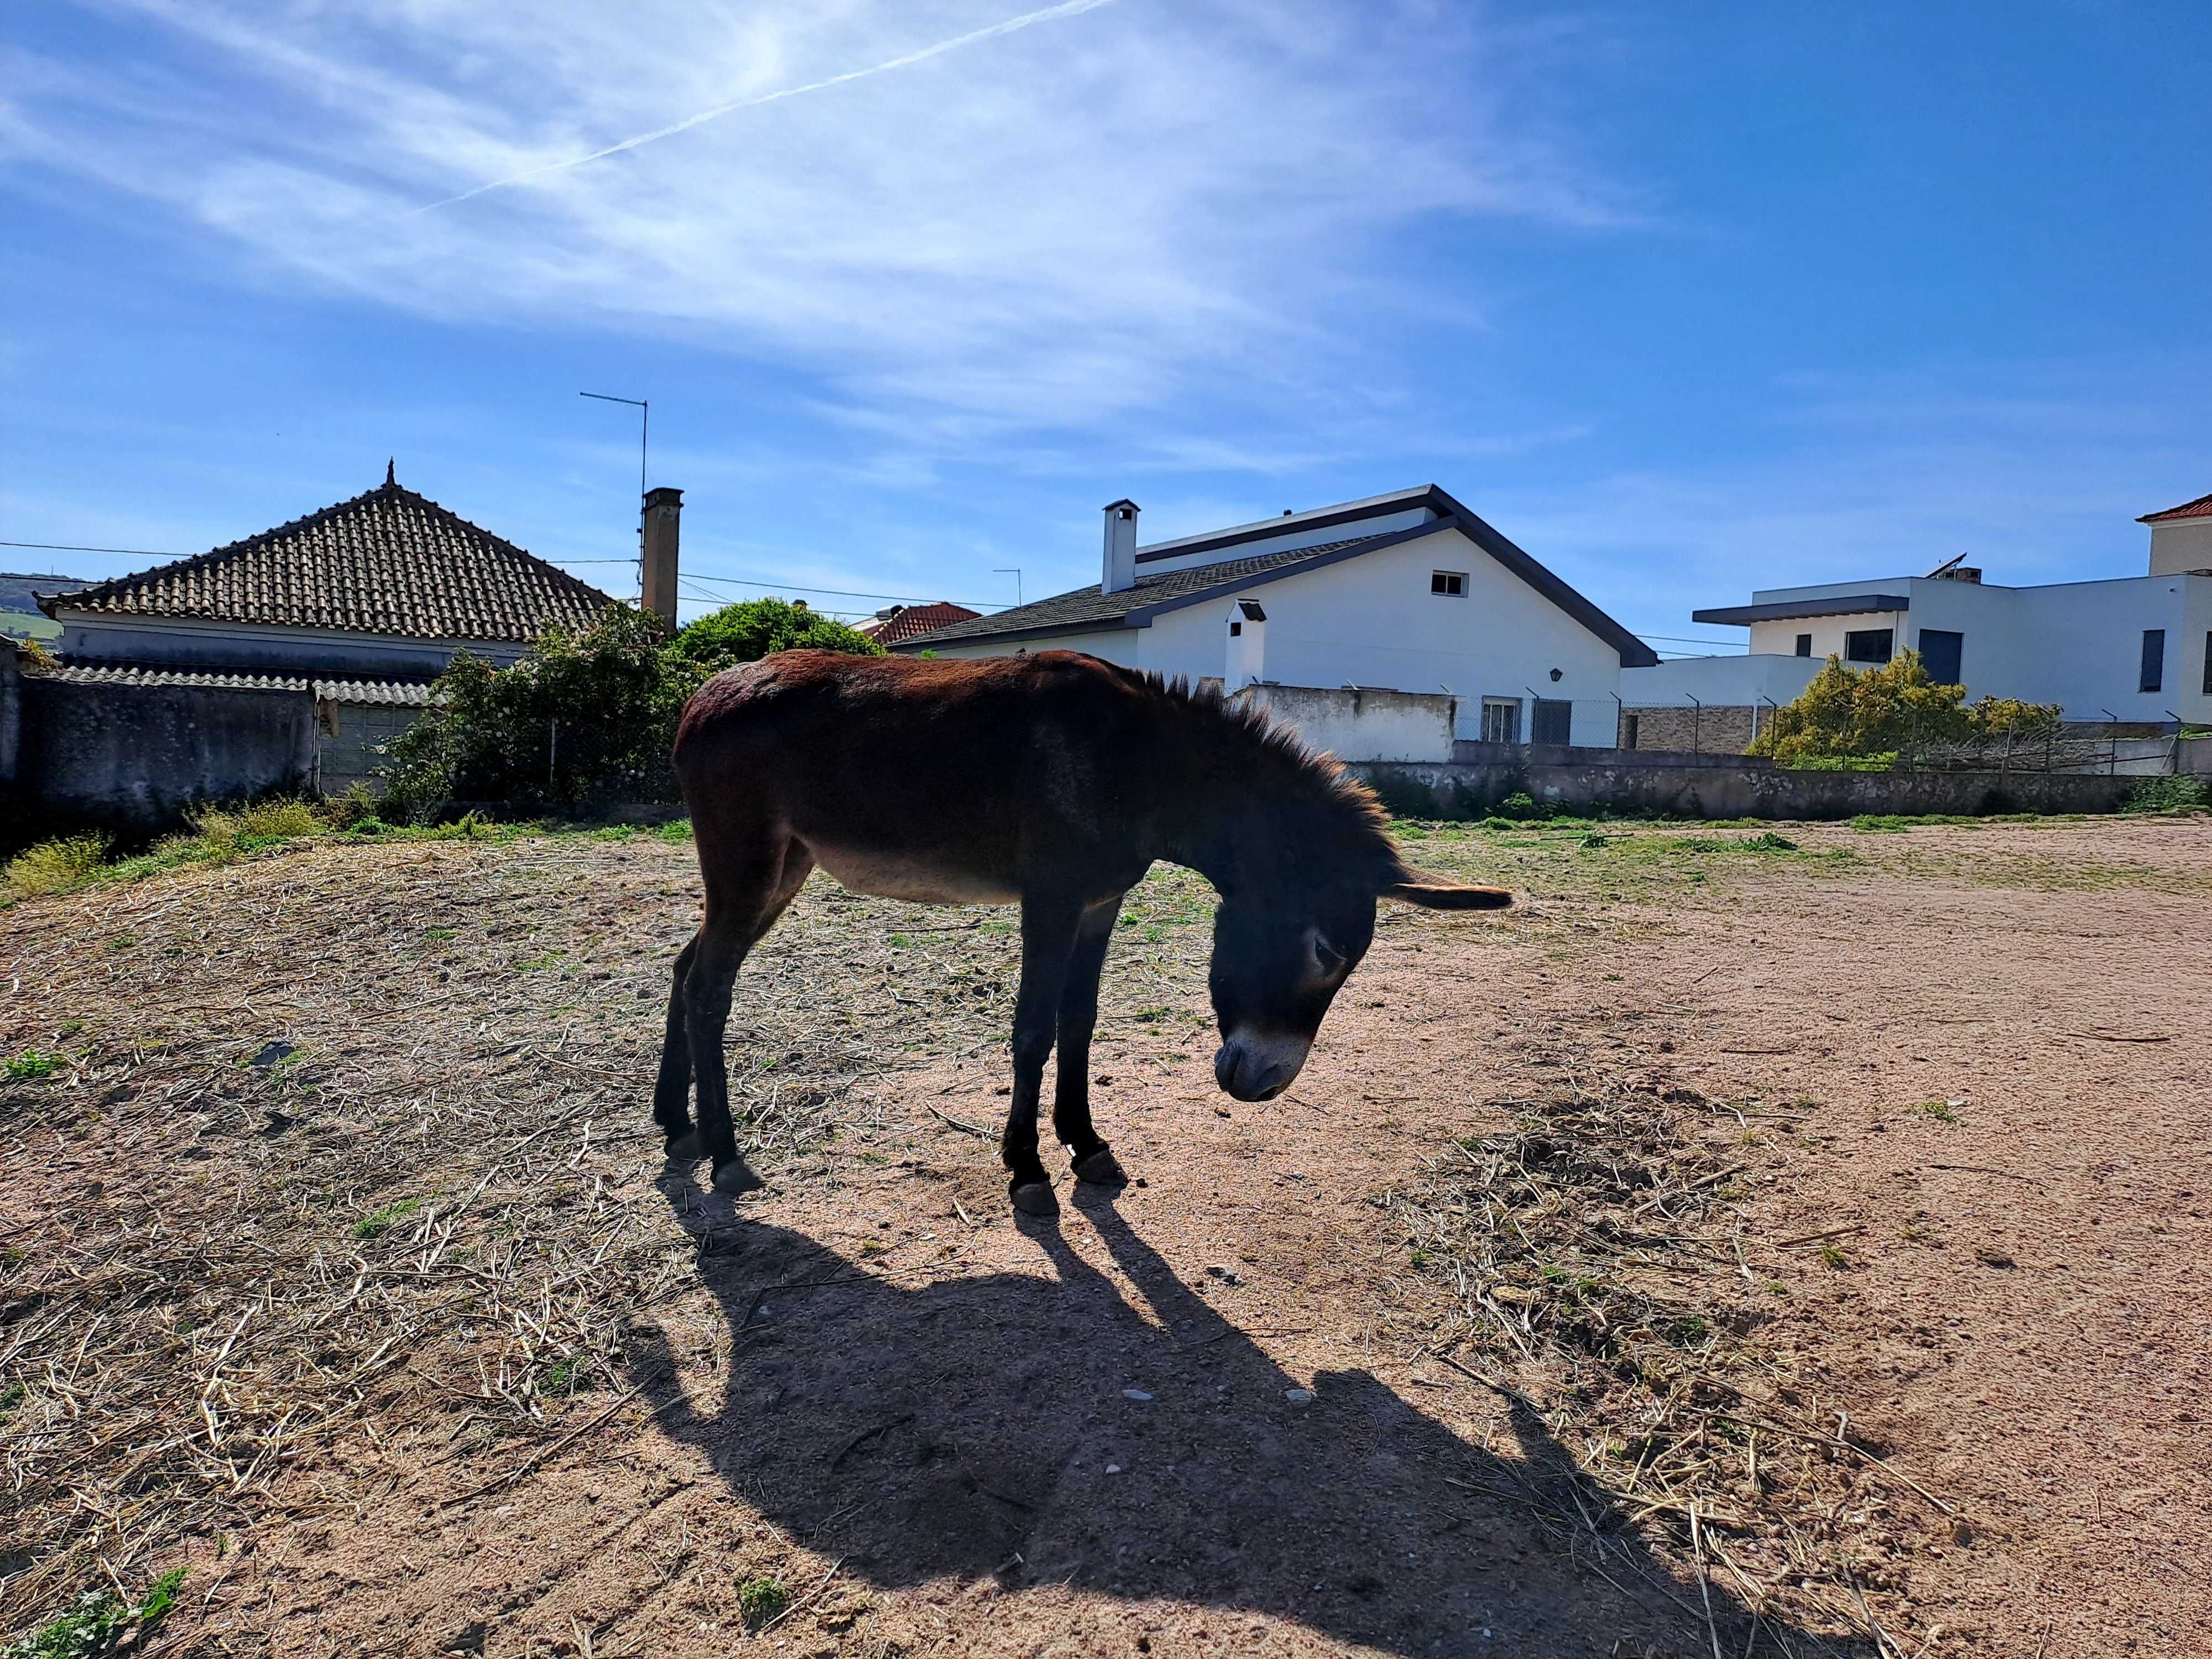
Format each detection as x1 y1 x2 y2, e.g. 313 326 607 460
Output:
5 1 2208 654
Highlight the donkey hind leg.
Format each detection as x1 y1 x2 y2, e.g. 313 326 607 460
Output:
1003 896 1084 1217
1052 894 1128 1188
686 837 813 1196
654 933 703 1160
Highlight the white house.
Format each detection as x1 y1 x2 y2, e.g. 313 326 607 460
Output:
892 486 1656 750
1624 488 2212 735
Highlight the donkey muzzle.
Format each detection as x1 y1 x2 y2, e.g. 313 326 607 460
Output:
1214 1032 1312 1102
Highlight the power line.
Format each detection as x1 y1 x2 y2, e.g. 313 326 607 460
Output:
679 569 1008 608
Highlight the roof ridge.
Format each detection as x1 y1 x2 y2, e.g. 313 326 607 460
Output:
2140 489 2212 524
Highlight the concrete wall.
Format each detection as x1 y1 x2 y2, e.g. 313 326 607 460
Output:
924 627 1142 669
52 612 529 678
315 701 425 796
17 675 317 840
1352 760 2146 821
2150 518 2212 577
1231 683 1455 763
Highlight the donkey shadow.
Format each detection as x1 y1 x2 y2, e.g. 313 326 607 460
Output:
628 1176 1838 1658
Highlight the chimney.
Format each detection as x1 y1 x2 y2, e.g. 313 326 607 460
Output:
1101 498 1140 593
641 486 682 627
1226 599 1267 689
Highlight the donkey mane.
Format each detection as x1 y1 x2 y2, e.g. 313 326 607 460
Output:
1136 670 1401 871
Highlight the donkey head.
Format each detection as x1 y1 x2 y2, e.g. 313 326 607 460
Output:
1208 859 1510 1102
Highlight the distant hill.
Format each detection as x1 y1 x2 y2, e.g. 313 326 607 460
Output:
1 572 90 644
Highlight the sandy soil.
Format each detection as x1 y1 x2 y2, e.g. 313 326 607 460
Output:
3 815 2206 1658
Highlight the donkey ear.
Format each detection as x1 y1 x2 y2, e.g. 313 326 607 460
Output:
1380 868 1514 910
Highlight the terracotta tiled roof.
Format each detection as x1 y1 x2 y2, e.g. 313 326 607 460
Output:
39 476 615 643
857 602 983 645
41 660 440 705
2140 491 2212 524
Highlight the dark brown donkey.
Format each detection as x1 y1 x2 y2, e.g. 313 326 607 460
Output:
656 649 1510 1214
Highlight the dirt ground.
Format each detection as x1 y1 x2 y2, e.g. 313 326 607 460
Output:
3 814 2208 1658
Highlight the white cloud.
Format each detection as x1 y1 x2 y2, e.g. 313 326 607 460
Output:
7 0 1636 443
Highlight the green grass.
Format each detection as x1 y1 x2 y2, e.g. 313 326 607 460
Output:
736 1577 787 1629
6 1050 64 1082
353 1196 426 1239
1917 1098 1958 1123
3 833 109 898
4 1567 185 1659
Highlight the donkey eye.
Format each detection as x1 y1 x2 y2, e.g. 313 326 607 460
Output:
1310 936 1347 974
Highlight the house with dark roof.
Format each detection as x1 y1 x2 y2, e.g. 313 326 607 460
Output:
4 469 623 826
39 465 614 682
1618 488 2212 748
893 486 1655 749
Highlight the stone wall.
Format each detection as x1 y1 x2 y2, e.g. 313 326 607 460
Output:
17 674 317 841
1621 703 1757 755
1352 760 2146 821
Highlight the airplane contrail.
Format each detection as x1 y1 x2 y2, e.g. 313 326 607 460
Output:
413 0 1119 214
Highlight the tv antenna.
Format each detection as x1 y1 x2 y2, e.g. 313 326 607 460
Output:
581 392 649 596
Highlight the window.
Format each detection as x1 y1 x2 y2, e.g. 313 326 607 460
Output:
2203 632 2212 697
1431 571 1466 596
2141 629 2165 694
1844 628 1894 665
1918 629 1963 686
1623 713 1641 750
1228 621 1241 637
1794 633 1813 658
1479 697 1520 743
1532 698 1573 745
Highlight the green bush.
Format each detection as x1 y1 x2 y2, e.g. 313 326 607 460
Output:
380 606 703 822
2123 775 2206 814
1751 650 2060 763
667 597 884 674
380 599 885 823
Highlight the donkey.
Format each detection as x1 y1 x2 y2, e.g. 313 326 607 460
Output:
655 649 1510 1214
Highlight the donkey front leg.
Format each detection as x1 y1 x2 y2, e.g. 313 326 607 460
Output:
1052 894 1128 1188
1003 895 1082 1217
654 932 702 1159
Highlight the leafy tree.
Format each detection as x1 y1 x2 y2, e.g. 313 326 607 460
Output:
667 597 883 674
381 605 706 821
1750 649 2060 763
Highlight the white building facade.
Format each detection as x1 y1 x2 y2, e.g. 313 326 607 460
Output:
894 487 1656 750
1627 489 2212 728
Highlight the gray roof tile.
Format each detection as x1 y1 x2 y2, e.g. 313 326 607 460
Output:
895 535 1390 648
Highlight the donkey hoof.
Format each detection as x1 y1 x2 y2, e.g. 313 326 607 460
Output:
1009 1180 1061 1217
1071 1146 1128 1187
664 1129 704 1162
711 1157 764 1196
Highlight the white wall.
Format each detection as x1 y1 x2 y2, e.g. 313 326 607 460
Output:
1711 572 2211 724
2150 519 2212 577
921 627 1142 668
1232 684 1455 763
1745 609 1908 661
1131 525 1624 744
1623 653 1824 708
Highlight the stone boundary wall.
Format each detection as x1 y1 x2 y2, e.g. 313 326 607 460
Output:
14 673 317 841
1350 760 2146 821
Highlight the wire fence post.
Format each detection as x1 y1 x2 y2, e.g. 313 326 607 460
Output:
1687 693 1703 755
